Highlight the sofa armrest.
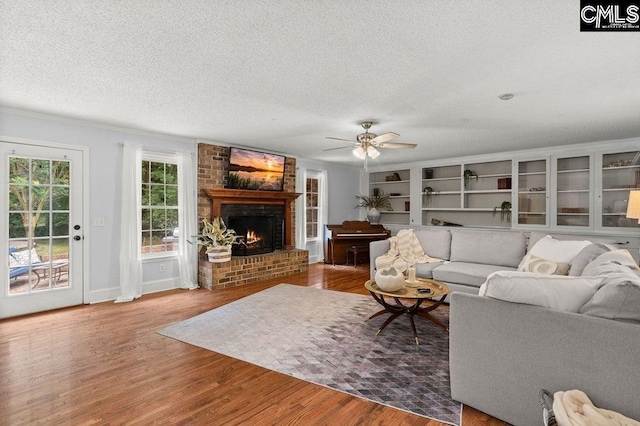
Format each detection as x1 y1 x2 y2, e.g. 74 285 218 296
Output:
449 292 640 426
369 239 390 279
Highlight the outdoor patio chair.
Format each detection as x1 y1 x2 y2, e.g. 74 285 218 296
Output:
9 247 43 281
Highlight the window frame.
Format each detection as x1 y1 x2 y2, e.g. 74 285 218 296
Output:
304 174 322 242
140 152 180 259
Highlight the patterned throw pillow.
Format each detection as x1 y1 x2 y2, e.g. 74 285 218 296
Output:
518 252 570 275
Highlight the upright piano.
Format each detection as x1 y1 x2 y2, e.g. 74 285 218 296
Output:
325 221 390 265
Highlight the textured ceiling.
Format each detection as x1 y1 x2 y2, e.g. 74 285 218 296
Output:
1 1 639 167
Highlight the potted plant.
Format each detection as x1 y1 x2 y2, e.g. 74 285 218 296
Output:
195 217 239 262
355 191 393 224
463 169 478 189
493 201 512 222
423 186 439 205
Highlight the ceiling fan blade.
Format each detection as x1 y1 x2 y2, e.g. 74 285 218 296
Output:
326 136 356 143
323 145 354 152
378 142 417 149
370 132 399 144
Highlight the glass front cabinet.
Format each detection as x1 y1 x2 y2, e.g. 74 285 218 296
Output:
515 158 548 227
554 155 592 228
600 150 640 229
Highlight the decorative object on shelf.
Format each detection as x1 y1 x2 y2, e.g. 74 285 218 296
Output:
423 186 439 204
374 267 405 292
528 186 546 192
194 217 238 263
604 159 633 168
497 177 512 190
404 201 410 211
324 121 417 169
355 191 393 224
385 172 402 182
493 201 512 222
463 169 478 189
560 207 588 213
431 218 463 226
388 192 402 196
424 169 434 179
613 199 629 213
373 187 379 196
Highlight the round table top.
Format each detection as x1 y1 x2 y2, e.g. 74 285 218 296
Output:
365 278 449 299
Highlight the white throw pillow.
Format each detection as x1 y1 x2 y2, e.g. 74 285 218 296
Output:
481 271 605 313
517 252 570 275
529 235 592 264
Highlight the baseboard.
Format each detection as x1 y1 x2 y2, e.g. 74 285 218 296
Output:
87 277 182 304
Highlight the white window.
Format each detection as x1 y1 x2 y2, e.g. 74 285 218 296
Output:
305 176 320 240
140 157 179 256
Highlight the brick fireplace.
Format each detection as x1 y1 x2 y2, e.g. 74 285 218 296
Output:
197 143 309 290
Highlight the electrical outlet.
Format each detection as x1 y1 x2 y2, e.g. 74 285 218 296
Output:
93 217 106 227
159 263 165 273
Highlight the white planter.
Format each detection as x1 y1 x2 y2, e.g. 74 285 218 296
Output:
374 267 405 292
207 246 232 263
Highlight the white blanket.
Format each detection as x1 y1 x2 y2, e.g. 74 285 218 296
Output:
553 390 640 426
374 229 442 273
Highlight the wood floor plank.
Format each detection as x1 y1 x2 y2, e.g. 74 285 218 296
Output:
0 263 508 425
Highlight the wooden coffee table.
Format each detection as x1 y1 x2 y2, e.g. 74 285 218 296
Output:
364 278 449 345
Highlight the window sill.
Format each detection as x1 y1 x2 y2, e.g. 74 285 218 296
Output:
142 252 178 263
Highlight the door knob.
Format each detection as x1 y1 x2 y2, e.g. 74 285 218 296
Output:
74 225 81 230
74 235 81 241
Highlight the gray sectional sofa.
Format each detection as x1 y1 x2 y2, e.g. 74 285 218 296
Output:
369 228 640 425
369 228 528 294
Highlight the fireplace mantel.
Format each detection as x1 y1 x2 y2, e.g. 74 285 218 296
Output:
204 188 301 250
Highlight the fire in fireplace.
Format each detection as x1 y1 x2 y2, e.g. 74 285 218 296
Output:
228 216 276 256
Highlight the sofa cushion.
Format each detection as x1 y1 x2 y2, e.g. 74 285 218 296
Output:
568 243 614 276
528 232 617 251
529 235 591 264
581 250 640 277
479 271 605 313
449 230 526 268
432 262 515 288
413 261 444 279
517 253 570 275
579 250 640 324
413 229 451 260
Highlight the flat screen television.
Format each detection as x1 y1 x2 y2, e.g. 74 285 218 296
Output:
226 147 285 191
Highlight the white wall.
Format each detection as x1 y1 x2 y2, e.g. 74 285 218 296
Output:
296 158 362 224
1 110 364 299
0 110 195 302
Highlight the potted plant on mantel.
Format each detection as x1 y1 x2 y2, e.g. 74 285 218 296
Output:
195 217 239 262
355 192 393 224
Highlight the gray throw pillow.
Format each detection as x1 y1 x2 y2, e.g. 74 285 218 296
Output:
569 243 613 276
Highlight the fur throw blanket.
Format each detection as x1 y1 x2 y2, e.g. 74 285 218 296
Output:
374 229 442 273
553 390 640 426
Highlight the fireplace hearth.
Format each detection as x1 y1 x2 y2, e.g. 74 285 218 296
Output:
229 216 275 256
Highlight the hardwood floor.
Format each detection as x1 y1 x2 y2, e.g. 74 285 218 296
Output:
0 264 508 425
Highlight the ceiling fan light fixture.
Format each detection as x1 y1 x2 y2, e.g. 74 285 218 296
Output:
353 146 366 159
367 145 380 159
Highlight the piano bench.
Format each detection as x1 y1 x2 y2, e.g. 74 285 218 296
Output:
346 245 369 267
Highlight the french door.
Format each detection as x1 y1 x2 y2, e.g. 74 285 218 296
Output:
1 142 84 318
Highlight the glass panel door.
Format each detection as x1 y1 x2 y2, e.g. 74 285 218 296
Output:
517 159 547 226
2 143 84 319
556 156 591 227
601 151 640 228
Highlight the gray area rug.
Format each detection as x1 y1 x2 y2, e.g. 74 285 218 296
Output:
158 284 461 425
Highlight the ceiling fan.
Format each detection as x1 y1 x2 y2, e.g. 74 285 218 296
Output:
324 122 417 167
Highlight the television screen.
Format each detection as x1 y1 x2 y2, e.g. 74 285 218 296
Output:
226 147 285 191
